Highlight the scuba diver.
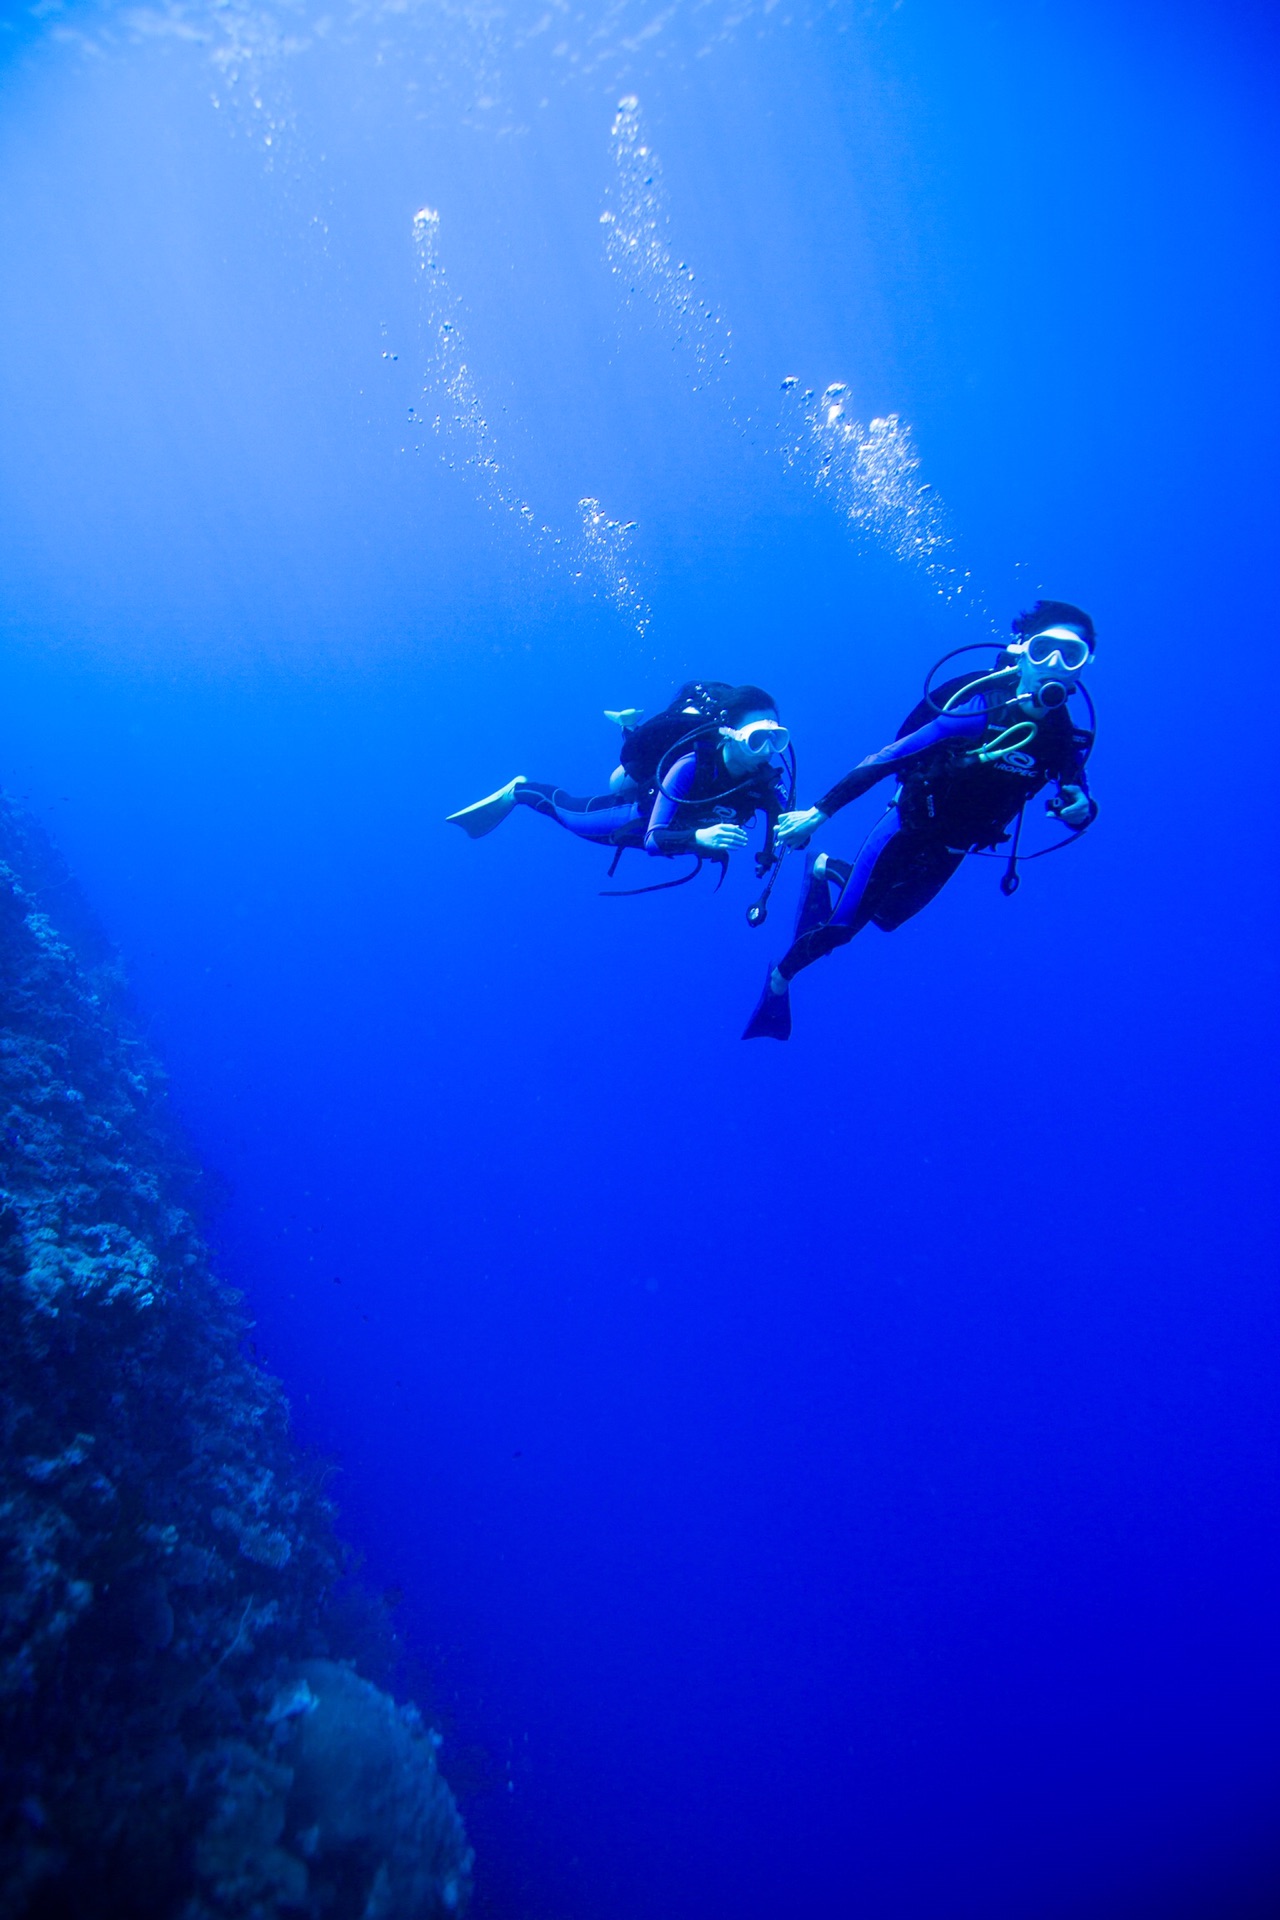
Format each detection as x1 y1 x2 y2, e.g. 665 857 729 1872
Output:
743 601 1098 1041
446 682 794 894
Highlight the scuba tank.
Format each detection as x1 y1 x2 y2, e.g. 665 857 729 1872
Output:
618 682 736 789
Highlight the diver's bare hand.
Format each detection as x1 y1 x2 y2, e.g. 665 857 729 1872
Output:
1053 784 1094 829
695 823 749 852
774 806 828 851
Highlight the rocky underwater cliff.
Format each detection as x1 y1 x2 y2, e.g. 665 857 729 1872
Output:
0 798 472 1918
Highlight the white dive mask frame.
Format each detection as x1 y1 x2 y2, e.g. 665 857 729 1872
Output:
721 719 790 759
1010 626 1092 711
1011 625 1093 673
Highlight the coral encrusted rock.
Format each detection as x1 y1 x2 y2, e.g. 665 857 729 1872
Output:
0 798 472 1918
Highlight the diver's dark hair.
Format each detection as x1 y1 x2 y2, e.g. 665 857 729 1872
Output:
723 684 778 724
1012 600 1096 648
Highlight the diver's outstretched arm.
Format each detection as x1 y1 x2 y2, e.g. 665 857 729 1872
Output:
774 708 985 853
814 707 987 821
774 805 828 850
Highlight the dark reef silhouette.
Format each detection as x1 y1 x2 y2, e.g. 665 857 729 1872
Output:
0 798 472 1917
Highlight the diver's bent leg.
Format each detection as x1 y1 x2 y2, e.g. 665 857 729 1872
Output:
515 783 645 845
826 809 901 931
793 854 832 941
776 919 857 982
792 853 849 943
747 812 906 1036
744 874 855 1038
777 809 903 982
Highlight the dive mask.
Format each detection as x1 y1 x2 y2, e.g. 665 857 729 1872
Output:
1017 626 1093 673
1011 625 1091 711
723 719 790 758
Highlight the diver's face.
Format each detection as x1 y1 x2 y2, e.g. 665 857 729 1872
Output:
1014 626 1092 709
721 710 787 775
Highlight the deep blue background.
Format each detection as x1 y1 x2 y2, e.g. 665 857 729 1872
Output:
2 2 1278 1914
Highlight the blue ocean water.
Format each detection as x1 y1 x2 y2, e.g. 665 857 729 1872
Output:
1 1 1278 1913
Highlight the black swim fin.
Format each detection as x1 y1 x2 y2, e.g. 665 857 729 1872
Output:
742 971 792 1042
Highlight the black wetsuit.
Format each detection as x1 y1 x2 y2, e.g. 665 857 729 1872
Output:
779 675 1093 978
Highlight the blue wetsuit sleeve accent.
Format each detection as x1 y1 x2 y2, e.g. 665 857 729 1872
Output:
644 752 701 855
816 706 986 818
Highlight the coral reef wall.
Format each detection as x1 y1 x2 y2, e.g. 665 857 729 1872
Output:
0 799 472 1919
